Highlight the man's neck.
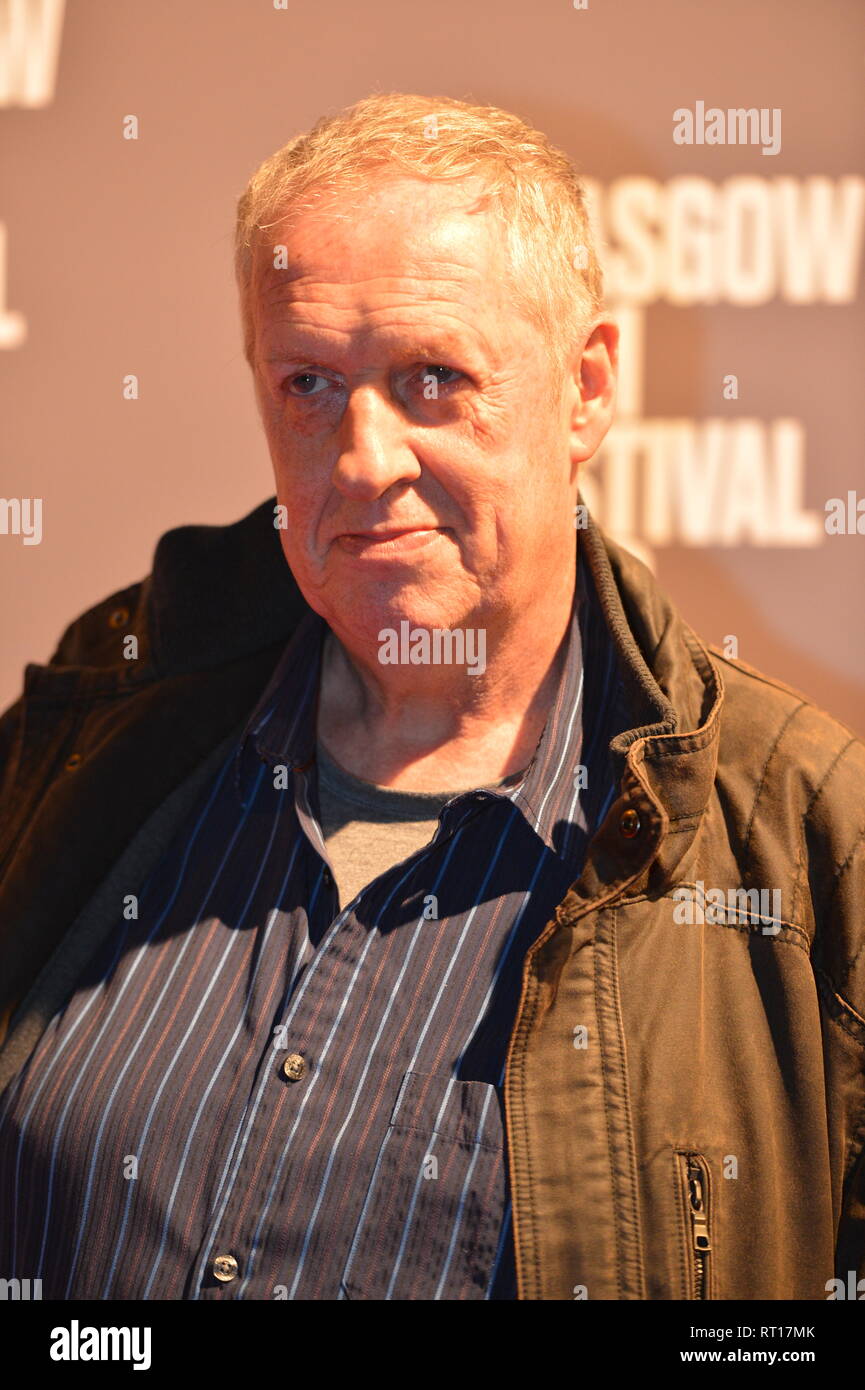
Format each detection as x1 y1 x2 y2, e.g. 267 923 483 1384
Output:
315 591 575 792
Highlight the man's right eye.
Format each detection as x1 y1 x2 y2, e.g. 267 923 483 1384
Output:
285 372 331 396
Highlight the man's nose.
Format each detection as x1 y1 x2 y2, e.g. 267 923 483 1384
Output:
331 385 420 499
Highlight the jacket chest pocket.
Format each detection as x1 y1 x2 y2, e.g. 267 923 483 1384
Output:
340 1072 507 1300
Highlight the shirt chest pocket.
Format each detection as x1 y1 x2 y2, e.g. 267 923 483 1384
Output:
339 1071 507 1300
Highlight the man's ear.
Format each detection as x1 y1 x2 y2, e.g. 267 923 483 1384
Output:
568 318 619 469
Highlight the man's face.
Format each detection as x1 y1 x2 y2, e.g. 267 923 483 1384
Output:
250 176 608 653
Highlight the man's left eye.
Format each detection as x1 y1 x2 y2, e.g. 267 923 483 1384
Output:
419 364 462 388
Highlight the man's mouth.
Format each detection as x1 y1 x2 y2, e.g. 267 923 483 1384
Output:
334 527 449 556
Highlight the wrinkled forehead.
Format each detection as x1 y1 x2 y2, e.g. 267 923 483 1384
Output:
250 174 512 302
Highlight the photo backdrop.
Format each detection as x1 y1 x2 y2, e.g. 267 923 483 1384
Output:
1 0 863 733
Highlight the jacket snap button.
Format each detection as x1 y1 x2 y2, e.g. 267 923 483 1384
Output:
618 807 641 838
108 607 129 629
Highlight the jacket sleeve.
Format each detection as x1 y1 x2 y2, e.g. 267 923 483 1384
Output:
0 610 79 820
0 695 24 1046
0 577 147 817
837 1139 865 1287
821 761 865 1288
0 590 140 1048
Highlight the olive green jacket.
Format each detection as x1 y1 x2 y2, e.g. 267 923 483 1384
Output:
1 498 863 1300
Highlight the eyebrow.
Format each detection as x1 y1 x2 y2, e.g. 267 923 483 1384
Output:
262 335 485 369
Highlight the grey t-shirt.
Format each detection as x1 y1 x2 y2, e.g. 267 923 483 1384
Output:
315 739 522 911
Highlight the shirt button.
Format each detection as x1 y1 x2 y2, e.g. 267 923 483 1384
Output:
322 868 334 888
64 753 82 772
108 606 129 629
283 1052 306 1081
212 1253 239 1283
618 807 641 838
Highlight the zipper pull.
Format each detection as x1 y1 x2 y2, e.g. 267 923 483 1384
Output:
687 1157 712 1253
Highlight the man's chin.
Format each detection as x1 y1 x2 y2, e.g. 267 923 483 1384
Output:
326 597 476 653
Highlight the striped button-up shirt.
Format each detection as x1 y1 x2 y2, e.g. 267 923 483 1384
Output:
0 549 629 1300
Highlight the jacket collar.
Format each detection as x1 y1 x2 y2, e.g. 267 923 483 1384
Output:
147 498 307 676
576 512 724 895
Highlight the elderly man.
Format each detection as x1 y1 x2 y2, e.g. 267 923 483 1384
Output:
0 93 863 1303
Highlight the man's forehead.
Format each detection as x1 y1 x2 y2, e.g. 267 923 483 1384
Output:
255 290 498 371
255 181 507 291
252 242 510 367
256 256 486 302
248 178 521 365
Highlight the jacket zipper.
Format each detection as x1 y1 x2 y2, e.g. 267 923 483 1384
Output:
680 1151 712 1299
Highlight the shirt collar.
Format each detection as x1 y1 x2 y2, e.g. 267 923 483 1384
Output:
233 608 325 798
